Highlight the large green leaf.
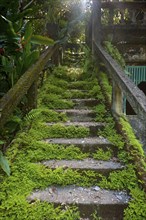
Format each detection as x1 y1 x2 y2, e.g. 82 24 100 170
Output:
31 35 54 45
24 22 33 42
0 151 10 176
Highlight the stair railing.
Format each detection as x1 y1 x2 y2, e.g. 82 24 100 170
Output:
91 0 146 135
0 44 59 129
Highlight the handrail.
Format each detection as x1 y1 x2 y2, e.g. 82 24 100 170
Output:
0 44 58 128
93 41 146 122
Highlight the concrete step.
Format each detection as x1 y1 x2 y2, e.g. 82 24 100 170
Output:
71 98 99 109
46 122 105 137
44 137 115 153
41 158 124 176
68 89 88 93
66 89 89 99
68 81 90 89
28 185 130 219
56 109 96 122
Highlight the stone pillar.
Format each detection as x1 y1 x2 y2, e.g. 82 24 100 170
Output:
112 81 123 116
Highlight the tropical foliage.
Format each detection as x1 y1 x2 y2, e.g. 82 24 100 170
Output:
0 0 87 97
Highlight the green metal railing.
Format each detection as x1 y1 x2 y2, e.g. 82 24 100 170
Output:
124 66 146 113
125 66 146 85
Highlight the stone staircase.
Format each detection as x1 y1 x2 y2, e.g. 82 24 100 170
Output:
28 81 130 219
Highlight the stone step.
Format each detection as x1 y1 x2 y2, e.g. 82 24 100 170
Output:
66 98 99 109
68 89 88 93
56 109 96 122
41 158 124 176
66 89 90 99
44 137 115 153
68 81 90 90
46 122 105 136
28 186 130 219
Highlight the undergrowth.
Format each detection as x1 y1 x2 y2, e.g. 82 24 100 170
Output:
93 148 113 161
1 62 146 220
97 65 146 220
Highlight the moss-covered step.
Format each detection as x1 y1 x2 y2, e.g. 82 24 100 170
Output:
46 122 105 137
64 89 89 99
28 186 130 220
44 137 115 153
70 98 100 109
41 158 124 176
68 80 99 90
56 109 96 122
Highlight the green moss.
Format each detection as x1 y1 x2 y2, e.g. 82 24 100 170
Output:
93 148 113 161
98 164 138 190
104 41 126 68
46 76 69 89
0 197 80 220
0 158 102 219
98 72 112 103
88 85 105 101
1 60 145 220
63 90 86 99
98 120 124 149
120 117 145 159
69 79 98 90
28 122 89 140
42 83 65 95
24 142 89 162
52 66 83 81
0 132 101 220
39 93 74 109
23 108 67 126
124 187 146 220
94 103 107 122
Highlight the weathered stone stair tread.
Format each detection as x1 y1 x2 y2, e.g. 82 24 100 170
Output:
28 185 129 206
56 109 95 114
70 99 99 109
56 109 96 122
46 122 105 127
71 98 98 103
45 137 111 146
41 158 124 172
46 122 105 137
67 89 88 93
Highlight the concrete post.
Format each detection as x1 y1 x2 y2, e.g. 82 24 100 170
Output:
112 80 123 116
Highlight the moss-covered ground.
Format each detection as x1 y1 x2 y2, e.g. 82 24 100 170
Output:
0 64 146 220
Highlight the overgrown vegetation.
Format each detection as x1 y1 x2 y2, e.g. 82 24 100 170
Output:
0 46 146 220
96 64 146 220
104 41 126 68
0 65 102 219
93 148 113 161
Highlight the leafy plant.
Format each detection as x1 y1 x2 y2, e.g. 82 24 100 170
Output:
93 148 113 161
104 41 126 68
95 103 107 122
0 150 10 176
124 187 146 220
39 93 74 109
